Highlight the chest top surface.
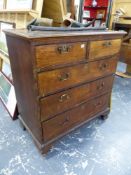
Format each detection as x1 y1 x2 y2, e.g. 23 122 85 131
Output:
4 29 126 42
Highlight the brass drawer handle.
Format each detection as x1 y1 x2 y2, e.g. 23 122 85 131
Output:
57 45 72 54
58 72 70 81
60 116 70 126
102 41 112 47
99 63 108 70
59 94 70 102
97 82 105 90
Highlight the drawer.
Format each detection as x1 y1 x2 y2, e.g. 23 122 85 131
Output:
38 56 118 96
35 42 87 69
89 39 121 60
40 76 114 121
42 93 110 142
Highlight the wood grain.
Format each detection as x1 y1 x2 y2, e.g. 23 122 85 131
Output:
40 76 114 121
38 56 118 96
4 29 126 41
89 39 121 60
5 28 125 154
121 43 131 65
35 42 87 69
6 36 43 143
42 93 110 142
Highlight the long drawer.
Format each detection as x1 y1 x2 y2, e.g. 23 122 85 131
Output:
38 56 118 96
40 76 114 121
35 42 87 69
42 93 110 142
89 39 121 60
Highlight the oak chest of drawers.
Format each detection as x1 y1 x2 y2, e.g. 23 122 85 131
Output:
5 29 125 154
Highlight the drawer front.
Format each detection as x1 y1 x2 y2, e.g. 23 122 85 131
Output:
38 56 118 96
35 42 87 69
40 76 114 121
42 93 110 142
89 39 121 60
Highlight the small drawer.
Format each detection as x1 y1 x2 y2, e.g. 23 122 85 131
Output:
38 56 118 96
89 39 121 60
42 93 110 142
35 42 87 69
40 76 114 121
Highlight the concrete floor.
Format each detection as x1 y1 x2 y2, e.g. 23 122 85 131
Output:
0 62 131 175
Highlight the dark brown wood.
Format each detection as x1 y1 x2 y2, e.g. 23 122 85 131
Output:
121 43 131 65
42 93 110 142
40 76 114 121
4 29 126 42
113 23 131 66
89 39 121 60
38 56 118 96
41 108 110 154
4 29 125 154
35 42 87 69
120 16 131 20
113 22 131 31
5 36 43 143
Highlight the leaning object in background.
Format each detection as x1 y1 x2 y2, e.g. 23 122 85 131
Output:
42 0 68 26
0 21 18 120
0 72 17 119
120 38 131 78
113 22 131 78
42 0 83 26
5 28 125 154
121 40 131 66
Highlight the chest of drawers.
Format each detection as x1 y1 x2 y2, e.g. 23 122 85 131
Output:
5 29 125 154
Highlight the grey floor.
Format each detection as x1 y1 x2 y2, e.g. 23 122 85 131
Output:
0 62 131 175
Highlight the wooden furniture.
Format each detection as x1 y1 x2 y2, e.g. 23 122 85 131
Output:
5 29 125 154
113 22 131 77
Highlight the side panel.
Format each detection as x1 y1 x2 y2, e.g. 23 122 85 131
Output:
6 35 42 143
